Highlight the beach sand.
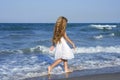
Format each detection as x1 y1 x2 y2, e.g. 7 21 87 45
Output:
24 66 120 80
58 72 120 80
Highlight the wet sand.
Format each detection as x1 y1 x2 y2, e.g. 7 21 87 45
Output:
24 66 120 80
58 72 120 80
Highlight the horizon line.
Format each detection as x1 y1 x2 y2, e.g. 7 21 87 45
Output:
0 22 119 24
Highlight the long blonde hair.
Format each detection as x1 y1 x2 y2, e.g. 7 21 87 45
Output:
52 16 68 45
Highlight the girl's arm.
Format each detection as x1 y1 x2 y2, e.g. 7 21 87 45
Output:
50 41 55 51
64 32 76 49
50 46 54 51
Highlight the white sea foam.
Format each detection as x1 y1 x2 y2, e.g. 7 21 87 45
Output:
93 33 115 39
1 45 120 80
1 45 120 54
93 35 103 39
30 45 120 54
109 33 115 36
75 46 120 54
91 24 117 30
9 56 120 80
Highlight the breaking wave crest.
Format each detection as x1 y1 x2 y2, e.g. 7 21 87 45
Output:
1 45 120 54
90 24 117 30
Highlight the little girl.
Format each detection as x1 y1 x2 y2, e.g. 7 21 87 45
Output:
48 16 75 74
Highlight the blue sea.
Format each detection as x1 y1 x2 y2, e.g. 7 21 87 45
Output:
0 23 120 80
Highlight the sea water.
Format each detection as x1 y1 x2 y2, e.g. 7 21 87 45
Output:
0 23 120 80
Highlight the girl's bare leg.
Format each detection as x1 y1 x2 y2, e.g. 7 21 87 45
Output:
48 58 63 74
63 59 73 73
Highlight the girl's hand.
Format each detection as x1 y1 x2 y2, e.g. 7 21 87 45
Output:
50 46 54 51
72 44 76 50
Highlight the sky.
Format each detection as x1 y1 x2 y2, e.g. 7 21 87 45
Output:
0 0 120 23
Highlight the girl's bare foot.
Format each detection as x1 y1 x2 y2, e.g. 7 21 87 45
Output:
65 69 73 73
48 66 51 74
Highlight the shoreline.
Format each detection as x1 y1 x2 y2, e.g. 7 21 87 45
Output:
58 72 120 80
24 66 120 80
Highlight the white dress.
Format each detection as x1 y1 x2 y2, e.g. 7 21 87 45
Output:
54 37 74 60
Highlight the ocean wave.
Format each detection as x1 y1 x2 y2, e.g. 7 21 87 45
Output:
0 46 50 54
93 33 115 39
90 24 117 30
0 25 30 31
1 45 120 80
93 35 103 39
75 46 120 54
0 23 54 31
0 45 120 54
